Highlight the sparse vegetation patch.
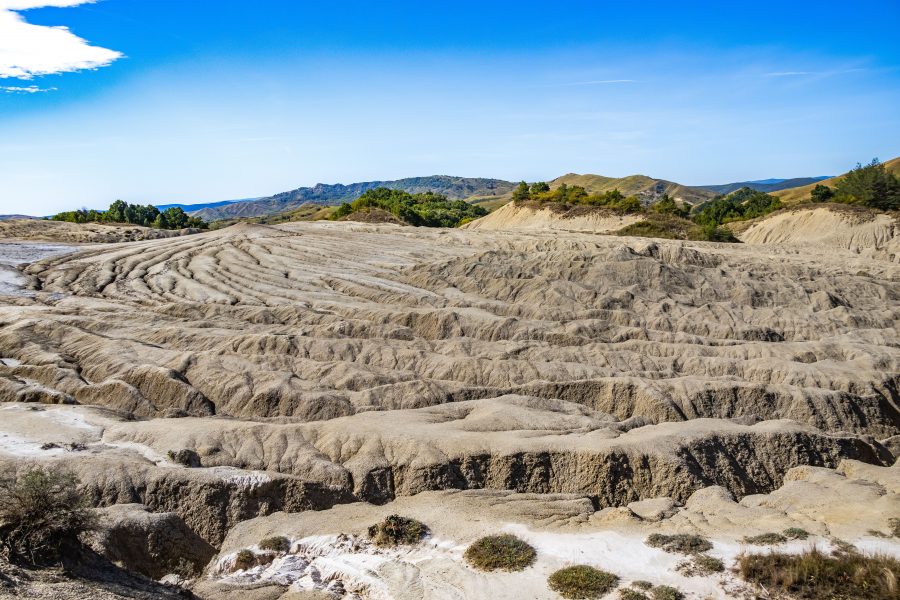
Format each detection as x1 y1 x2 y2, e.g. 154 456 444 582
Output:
547 565 619 599
0 467 94 564
783 527 809 540
650 586 684 600
367 515 429 547
464 534 536 571
258 535 290 553
645 533 712 555
677 553 724 576
738 547 900 600
743 532 787 545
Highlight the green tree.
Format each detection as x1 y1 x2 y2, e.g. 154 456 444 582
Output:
833 159 900 210
328 188 487 227
651 194 688 218
512 181 531 202
106 199 128 223
530 181 550 195
810 184 834 203
161 207 189 229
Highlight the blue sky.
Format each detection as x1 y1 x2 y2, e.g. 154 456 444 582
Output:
1 0 899 215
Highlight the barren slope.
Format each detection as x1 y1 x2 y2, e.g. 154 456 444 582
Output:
463 201 642 232
733 204 900 262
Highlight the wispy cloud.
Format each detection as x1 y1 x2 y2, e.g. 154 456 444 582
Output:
764 68 866 78
764 71 811 77
0 0 122 80
562 79 638 86
1 84 56 93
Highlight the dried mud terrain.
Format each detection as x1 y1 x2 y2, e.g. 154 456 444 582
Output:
0 221 898 599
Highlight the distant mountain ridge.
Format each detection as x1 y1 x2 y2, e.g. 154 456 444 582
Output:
699 176 831 195
154 198 258 212
191 176 517 221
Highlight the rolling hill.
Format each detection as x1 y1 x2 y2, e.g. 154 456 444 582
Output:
774 156 900 204
191 176 516 221
549 173 715 205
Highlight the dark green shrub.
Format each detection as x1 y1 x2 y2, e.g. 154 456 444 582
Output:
833 159 900 211
0 467 94 564
645 533 712 554
367 515 428 547
329 188 487 227
547 565 619 599
259 535 290 553
810 184 834 202
464 534 536 571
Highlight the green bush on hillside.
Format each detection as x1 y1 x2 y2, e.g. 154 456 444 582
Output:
512 182 644 213
651 194 689 218
330 187 487 227
832 159 900 210
692 187 782 228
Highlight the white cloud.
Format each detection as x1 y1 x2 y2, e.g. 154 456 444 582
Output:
2 84 56 92
0 0 122 80
0 1 99 8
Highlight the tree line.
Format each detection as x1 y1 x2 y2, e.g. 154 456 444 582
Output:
51 200 207 230
330 188 488 227
512 181 643 212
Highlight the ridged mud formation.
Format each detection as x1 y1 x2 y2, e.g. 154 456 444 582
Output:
0 221 898 598
0 222 897 437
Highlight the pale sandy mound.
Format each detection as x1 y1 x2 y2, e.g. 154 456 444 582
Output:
736 205 900 262
0 218 199 244
463 201 641 232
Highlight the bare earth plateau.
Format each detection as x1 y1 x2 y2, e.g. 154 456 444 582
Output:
0 212 897 599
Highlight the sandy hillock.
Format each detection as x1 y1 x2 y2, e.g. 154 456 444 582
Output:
463 201 641 232
733 204 900 262
0 218 198 244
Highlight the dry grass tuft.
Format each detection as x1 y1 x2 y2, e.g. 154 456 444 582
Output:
738 547 900 600
645 533 712 554
464 534 536 572
547 565 619 599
